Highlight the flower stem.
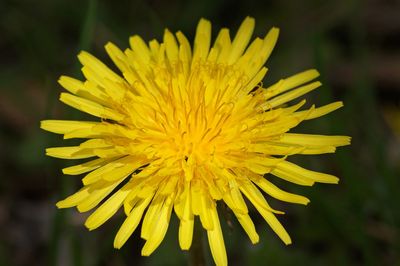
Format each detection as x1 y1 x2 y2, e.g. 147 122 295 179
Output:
189 222 206 266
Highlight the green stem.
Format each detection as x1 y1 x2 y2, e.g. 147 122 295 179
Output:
189 222 206 266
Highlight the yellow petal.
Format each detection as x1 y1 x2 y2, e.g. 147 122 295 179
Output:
241 67 268 96
60 93 124 121
275 161 339 184
271 167 315 186
58 75 84 94
141 196 174 256
264 69 320 99
256 206 292 245
164 29 179 62
280 133 351 147
58 76 109 105
100 78 129 102
214 28 231 64
105 42 130 73
148 39 160 59
62 157 117 175
141 195 164 240
249 143 302 156
294 101 343 120
176 31 192 76
40 120 98 135
249 142 336 156
207 205 227 266
239 181 284 214
245 160 272 175
82 156 137 185
123 178 149 215
199 192 214 230
178 217 194 250
228 16 255 64
176 31 192 62
260 27 280 63
236 213 259 244
114 196 152 249
191 180 202 216
264 81 321 109
228 179 248 214
56 187 90 208
45 146 95 160
129 35 151 65
242 182 291 244
85 186 131 230
78 51 123 83
77 179 124 212
236 38 263 71
79 138 110 149
253 178 310 205
192 18 212 64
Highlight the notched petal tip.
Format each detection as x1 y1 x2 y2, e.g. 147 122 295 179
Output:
57 75 68 84
113 242 122 250
314 81 322 87
308 68 320 78
198 17 211 25
141 248 151 257
77 50 91 65
241 16 255 28
84 223 96 231
270 26 280 32
284 239 292 245
57 75 67 83
84 216 100 231
76 205 88 213
39 120 51 131
332 178 340 184
104 41 115 49
302 198 311 205
267 27 280 40
55 201 67 209
56 199 77 209
44 147 52 155
250 235 260 244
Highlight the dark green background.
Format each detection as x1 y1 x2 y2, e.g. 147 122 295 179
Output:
0 0 399 265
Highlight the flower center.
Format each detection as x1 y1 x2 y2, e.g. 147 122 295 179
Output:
132 62 252 164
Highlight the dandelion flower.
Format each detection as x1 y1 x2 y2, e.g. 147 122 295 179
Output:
41 17 350 266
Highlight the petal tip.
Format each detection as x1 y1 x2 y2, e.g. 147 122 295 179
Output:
39 120 48 130
55 201 66 209
113 240 123 249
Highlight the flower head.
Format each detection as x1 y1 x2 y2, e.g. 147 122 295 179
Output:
42 17 350 266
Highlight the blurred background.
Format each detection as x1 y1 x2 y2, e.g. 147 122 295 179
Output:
0 0 399 265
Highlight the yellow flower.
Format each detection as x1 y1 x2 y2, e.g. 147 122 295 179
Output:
41 17 350 266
